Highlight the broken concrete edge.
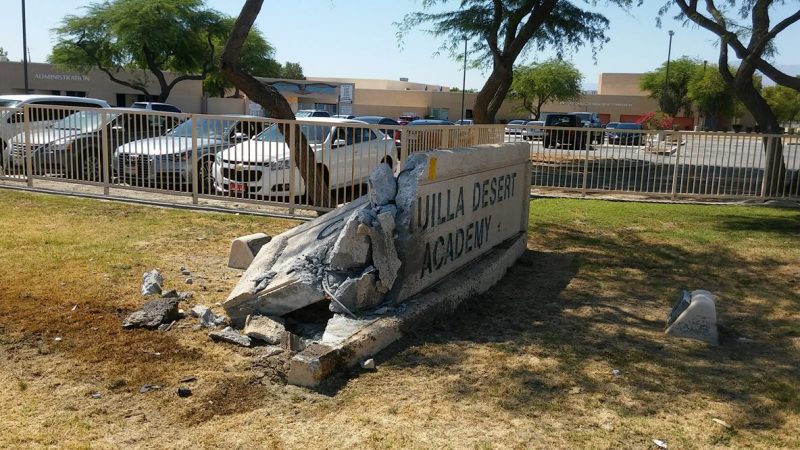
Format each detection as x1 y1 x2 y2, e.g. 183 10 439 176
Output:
286 231 527 387
228 233 272 270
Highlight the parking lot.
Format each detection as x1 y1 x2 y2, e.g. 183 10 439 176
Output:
506 129 800 197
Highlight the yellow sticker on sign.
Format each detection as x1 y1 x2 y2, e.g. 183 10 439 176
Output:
428 157 437 181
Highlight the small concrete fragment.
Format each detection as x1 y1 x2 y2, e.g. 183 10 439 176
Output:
327 213 371 271
368 163 397 207
123 298 179 329
209 327 252 347
244 314 285 344
141 269 163 296
360 358 376 370
665 290 719 345
321 314 377 346
281 331 305 352
228 233 272 270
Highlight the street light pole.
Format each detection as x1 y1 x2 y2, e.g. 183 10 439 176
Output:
460 37 467 122
22 0 29 93
662 30 675 114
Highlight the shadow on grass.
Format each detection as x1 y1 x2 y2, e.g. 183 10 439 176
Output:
374 226 799 434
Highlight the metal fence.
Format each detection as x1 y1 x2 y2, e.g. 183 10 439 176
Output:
0 105 504 215
3 105 797 216
505 124 800 199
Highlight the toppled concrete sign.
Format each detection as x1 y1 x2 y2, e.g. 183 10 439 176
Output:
223 143 531 385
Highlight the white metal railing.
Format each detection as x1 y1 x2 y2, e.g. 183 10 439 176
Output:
0 105 504 215
504 124 800 199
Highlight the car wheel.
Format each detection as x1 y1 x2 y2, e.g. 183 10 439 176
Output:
197 156 214 194
82 152 101 182
543 138 551 149
380 155 394 169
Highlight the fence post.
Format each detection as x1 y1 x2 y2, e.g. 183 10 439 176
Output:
24 105 33 188
101 111 110 196
760 135 773 198
398 125 408 171
288 121 296 214
581 129 591 195
670 130 681 200
191 115 199 204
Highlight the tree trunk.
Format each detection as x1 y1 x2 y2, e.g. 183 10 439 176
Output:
473 63 512 124
731 67 793 196
220 0 329 208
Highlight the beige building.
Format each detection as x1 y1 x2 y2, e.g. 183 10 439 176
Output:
2 61 751 129
0 61 203 112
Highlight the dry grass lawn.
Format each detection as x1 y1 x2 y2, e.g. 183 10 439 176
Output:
0 191 798 449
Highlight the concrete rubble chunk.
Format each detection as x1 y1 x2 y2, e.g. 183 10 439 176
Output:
141 269 163 296
228 233 272 270
368 163 397 207
331 267 383 313
244 314 286 344
665 290 719 345
368 215 401 291
191 304 228 328
123 298 179 329
209 327 251 347
321 315 376 346
327 212 371 271
360 358 376 370
281 331 305 352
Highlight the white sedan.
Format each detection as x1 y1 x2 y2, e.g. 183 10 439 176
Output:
212 118 397 199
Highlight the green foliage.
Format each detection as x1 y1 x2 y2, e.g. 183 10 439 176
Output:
279 62 305 80
762 85 800 125
49 0 278 100
640 57 703 116
396 0 642 123
203 16 280 97
686 64 739 119
0 47 7 57
510 59 583 119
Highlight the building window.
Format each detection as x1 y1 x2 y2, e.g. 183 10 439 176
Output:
65 91 86 97
51 90 61 96
430 108 449 120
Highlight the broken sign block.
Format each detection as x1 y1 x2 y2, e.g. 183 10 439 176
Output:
228 233 272 270
665 289 718 345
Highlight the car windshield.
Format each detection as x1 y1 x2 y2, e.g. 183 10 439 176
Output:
0 99 21 108
52 110 116 132
546 115 573 126
572 113 592 121
168 118 237 139
256 123 331 145
508 120 526 125
617 123 641 130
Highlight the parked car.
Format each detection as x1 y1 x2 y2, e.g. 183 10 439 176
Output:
504 119 527 135
543 114 590 149
212 118 396 199
353 116 401 142
454 119 474 125
0 95 109 169
295 109 331 118
607 122 644 146
570 111 602 128
604 122 620 141
7 108 169 180
114 115 265 191
397 113 420 125
131 102 182 113
522 120 545 140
